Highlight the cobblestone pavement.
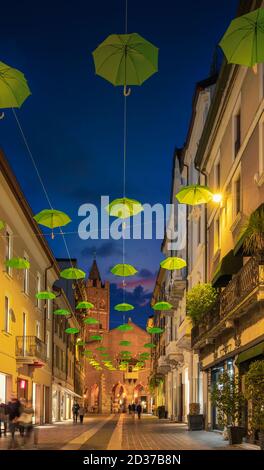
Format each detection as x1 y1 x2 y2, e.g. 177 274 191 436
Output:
0 414 259 451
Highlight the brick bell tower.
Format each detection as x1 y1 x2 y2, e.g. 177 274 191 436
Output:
85 259 110 333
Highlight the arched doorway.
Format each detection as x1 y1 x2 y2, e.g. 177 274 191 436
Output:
111 383 127 413
134 383 148 413
90 384 99 413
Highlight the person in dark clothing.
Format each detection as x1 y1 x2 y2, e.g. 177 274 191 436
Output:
7 396 21 449
128 404 132 415
72 402 80 423
0 402 8 437
131 403 136 415
136 403 142 420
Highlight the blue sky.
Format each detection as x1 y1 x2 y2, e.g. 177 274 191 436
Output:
0 0 238 327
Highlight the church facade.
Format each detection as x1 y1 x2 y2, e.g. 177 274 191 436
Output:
75 260 152 414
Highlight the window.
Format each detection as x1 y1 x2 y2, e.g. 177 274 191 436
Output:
5 228 13 276
4 296 10 333
23 253 29 294
46 331 50 359
35 321 41 339
36 273 41 308
234 110 241 158
214 216 220 254
214 158 221 191
234 175 241 217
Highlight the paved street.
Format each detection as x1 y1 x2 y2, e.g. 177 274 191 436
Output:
0 414 259 451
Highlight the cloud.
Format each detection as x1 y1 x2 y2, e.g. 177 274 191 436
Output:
81 241 122 258
110 283 153 329
137 268 153 279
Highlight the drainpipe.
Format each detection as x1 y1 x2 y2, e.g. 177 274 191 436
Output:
183 163 189 290
195 166 208 283
44 263 54 343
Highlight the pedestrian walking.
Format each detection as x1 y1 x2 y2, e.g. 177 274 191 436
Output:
79 405 85 424
7 395 21 449
0 400 8 437
72 402 80 423
136 403 142 420
131 403 136 417
128 404 132 415
18 400 34 448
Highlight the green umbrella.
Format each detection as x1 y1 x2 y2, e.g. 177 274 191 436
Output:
117 323 133 332
121 350 132 356
160 257 186 271
92 33 158 95
34 209 71 239
76 339 85 347
119 340 131 346
36 291 56 300
106 198 143 219
139 353 150 360
83 350 93 356
0 220 5 230
76 301 94 309
176 185 213 206
54 309 70 316
101 353 110 357
83 317 99 325
96 346 107 351
90 334 103 341
65 327 79 334
0 61 31 115
152 301 173 311
111 263 137 277
219 8 264 67
147 327 164 334
60 267 86 280
5 257 30 269
144 343 156 349
114 303 134 312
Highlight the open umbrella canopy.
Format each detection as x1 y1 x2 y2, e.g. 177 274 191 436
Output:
96 346 107 351
5 257 30 269
0 61 31 109
219 8 264 67
106 198 143 219
76 340 85 347
176 185 213 205
119 340 131 346
114 303 134 312
144 343 156 349
117 323 133 332
54 309 70 316
90 334 103 341
83 350 93 356
83 317 99 325
147 327 164 334
139 352 150 359
76 301 94 309
65 327 79 334
152 301 173 311
36 291 56 300
0 220 5 230
60 267 86 280
160 257 187 271
111 263 137 277
92 33 158 92
33 209 71 229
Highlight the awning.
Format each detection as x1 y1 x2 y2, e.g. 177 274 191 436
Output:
234 203 264 256
236 341 264 364
211 249 243 287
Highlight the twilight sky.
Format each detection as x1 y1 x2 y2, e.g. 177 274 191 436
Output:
0 0 238 328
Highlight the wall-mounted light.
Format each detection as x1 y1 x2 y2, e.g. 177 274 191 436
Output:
212 193 223 204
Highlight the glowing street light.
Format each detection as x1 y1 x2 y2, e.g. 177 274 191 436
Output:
212 193 223 204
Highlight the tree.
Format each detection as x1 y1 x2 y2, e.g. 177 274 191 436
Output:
242 207 264 258
186 283 218 324
245 360 264 433
211 371 244 428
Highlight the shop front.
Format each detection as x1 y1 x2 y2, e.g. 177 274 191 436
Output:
210 358 234 430
52 383 82 422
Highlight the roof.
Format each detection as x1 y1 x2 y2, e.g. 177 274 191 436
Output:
89 259 101 281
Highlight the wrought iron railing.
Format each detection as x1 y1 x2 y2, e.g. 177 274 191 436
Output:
16 336 47 363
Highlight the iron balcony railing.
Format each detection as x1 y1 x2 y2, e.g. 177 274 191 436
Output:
16 336 47 363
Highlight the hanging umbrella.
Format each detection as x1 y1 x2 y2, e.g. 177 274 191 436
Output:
144 343 156 349
76 301 94 309
90 334 103 341
33 209 71 239
152 301 173 311
160 257 186 271
83 350 93 356
36 291 56 300
76 339 85 347
111 263 137 277
0 61 31 117
92 33 158 96
54 309 70 316
219 8 264 67
106 198 143 219
83 317 99 325
0 220 5 230
176 185 213 206
60 267 86 280
117 323 133 331
114 303 134 312
65 327 79 334
119 340 131 346
5 257 30 269
96 346 107 351
147 327 164 334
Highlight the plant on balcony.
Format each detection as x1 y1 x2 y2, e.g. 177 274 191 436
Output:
186 283 218 324
244 360 264 450
242 207 264 259
211 371 245 445
149 376 163 393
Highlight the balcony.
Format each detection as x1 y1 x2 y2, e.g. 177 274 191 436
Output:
16 336 47 366
192 258 264 350
124 371 138 381
176 317 192 350
157 356 171 374
167 280 186 310
165 341 184 366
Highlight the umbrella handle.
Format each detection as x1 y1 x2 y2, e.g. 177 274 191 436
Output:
123 85 131 97
0 112 5 120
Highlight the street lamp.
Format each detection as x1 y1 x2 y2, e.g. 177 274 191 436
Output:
212 193 223 204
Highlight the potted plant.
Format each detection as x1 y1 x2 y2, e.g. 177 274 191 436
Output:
186 283 218 324
245 360 264 450
211 371 245 444
242 206 264 260
187 403 204 431
157 405 166 419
